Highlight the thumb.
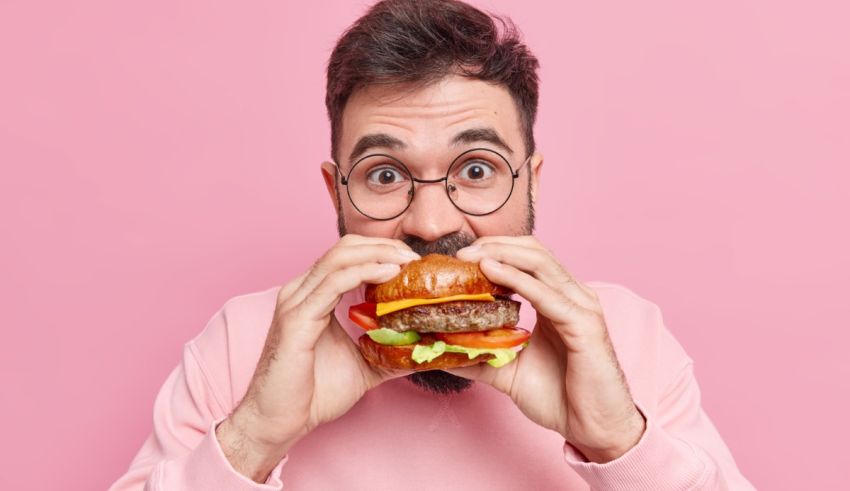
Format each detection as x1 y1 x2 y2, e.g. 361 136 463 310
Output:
373 365 416 384
338 328 414 387
446 362 509 392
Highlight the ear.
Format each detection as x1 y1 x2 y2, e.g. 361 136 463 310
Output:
320 161 341 212
529 151 544 206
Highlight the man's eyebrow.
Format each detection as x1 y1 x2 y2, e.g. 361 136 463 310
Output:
348 133 406 163
451 127 514 155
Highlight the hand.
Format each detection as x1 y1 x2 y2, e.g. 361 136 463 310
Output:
454 236 646 463
216 234 418 481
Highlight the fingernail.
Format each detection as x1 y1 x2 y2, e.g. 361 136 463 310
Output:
378 263 401 274
397 249 420 260
459 245 480 255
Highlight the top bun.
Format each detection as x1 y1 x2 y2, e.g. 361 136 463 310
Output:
365 253 511 303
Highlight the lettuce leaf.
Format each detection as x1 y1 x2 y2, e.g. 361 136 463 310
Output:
366 328 421 346
411 340 519 368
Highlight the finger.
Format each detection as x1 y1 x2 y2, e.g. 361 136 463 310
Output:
276 270 311 305
338 233 414 251
458 235 599 300
477 258 600 340
445 361 505 390
446 352 532 397
322 316 415 388
365 362 416 385
298 262 401 324
465 237 600 305
458 241 596 308
285 243 419 310
458 240 562 285
466 234 546 250
281 262 401 349
323 243 420 269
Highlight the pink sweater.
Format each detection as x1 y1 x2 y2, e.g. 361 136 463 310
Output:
109 281 755 490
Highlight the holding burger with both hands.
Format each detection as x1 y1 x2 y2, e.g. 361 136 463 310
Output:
353 253 529 370
217 234 646 483
108 3 753 488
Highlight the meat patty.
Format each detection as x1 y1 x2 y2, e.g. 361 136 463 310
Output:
378 299 520 333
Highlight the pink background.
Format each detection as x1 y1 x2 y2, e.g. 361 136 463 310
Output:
1 1 848 489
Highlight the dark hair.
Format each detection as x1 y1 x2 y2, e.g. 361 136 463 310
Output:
326 0 540 162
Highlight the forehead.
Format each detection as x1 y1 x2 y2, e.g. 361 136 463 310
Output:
339 74 524 163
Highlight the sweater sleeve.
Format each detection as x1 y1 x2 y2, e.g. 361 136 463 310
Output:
108 333 286 490
562 364 755 490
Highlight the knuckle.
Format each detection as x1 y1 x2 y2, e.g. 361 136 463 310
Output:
339 233 360 245
304 265 327 289
321 268 346 288
523 235 544 248
571 299 603 321
277 278 299 301
280 295 300 313
327 264 365 288
307 255 326 275
538 247 557 265
297 290 326 319
554 273 576 293
586 308 606 325
378 243 400 256
276 272 309 308
480 242 502 255
276 289 295 310
553 297 578 320
323 246 344 264
355 262 383 278
317 254 336 272
315 249 347 275
272 306 297 335
530 249 551 269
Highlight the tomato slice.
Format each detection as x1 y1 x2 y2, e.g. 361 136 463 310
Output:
348 302 378 330
435 327 530 349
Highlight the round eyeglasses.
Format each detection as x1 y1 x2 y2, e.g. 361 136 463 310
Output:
332 147 531 221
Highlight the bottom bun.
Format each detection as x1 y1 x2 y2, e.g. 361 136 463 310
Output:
358 335 494 371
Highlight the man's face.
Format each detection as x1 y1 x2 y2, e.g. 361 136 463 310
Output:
321 74 543 393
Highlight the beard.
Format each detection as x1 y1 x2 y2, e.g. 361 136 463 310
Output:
335 175 535 394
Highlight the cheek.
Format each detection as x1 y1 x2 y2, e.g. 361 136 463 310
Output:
467 196 530 237
339 199 401 238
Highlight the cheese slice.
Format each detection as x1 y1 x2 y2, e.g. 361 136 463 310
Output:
375 293 495 317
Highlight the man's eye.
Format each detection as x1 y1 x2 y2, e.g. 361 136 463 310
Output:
366 167 406 185
457 161 495 181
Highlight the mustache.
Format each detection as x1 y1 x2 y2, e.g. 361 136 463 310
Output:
402 232 476 257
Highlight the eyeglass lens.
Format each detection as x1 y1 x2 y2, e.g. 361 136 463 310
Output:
344 148 516 220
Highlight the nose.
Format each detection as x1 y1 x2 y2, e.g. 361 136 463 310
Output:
400 179 466 241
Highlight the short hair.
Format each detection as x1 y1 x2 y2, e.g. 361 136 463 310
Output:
326 0 540 162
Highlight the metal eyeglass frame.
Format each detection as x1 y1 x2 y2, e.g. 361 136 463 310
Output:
331 147 532 221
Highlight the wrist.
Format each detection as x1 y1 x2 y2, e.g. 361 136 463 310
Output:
570 409 646 463
216 406 295 483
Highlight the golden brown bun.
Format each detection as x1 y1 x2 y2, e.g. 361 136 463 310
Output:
365 253 511 303
358 335 494 371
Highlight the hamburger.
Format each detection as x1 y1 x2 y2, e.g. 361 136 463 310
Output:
349 253 530 371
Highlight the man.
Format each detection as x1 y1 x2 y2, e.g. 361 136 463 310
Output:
111 0 755 489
